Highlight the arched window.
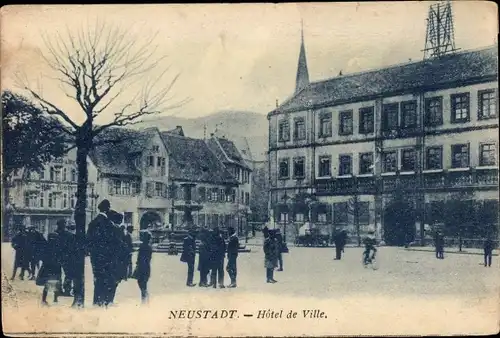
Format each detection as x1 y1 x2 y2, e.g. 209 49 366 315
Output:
39 192 44 208
63 193 68 208
50 167 55 181
71 169 77 182
48 193 53 208
63 168 67 181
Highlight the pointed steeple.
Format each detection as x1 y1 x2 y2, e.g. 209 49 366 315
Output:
295 19 310 94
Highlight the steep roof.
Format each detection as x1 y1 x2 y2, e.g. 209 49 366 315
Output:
206 137 252 170
89 127 157 176
165 126 185 136
160 132 238 185
271 45 498 115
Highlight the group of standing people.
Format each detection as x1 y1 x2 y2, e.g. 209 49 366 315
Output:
86 199 142 306
11 219 77 305
181 226 240 288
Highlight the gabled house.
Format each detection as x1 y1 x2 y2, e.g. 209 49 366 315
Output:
89 127 170 234
160 128 242 231
206 134 253 233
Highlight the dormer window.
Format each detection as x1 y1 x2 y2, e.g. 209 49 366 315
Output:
152 145 160 153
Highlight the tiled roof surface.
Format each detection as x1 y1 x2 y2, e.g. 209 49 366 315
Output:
160 132 238 185
272 45 498 114
207 137 252 170
90 127 154 176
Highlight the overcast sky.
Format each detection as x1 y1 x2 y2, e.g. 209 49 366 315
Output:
1 2 497 124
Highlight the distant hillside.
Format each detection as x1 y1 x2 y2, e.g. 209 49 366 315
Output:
135 111 268 161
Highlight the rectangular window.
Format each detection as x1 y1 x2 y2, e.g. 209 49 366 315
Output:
382 103 399 131
480 143 497 166
382 151 397 173
152 145 160 152
401 149 416 172
358 201 370 225
114 180 121 195
339 155 352 176
451 144 469 168
122 181 131 195
478 89 498 119
157 157 162 167
155 182 163 197
318 156 331 177
359 152 374 174
40 169 45 180
147 156 155 167
219 189 225 203
198 187 206 202
278 120 290 142
279 158 290 179
293 118 306 140
359 107 374 134
425 97 443 126
211 188 218 202
319 112 332 137
401 100 417 129
39 193 44 208
339 110 353 135
334 202 348 224
62 168 67 181
426 147 443 170
245 192 250 205
293 157 305 179
451 93 470 123
295 213 305 222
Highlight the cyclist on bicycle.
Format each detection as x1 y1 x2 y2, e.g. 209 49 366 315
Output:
362 230 377 265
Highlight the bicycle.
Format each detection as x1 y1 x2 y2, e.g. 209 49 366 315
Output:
362 249 379 270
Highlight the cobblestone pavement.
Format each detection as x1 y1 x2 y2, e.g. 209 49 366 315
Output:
2 244 499 335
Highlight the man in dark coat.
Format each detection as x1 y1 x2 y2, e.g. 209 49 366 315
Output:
209 228 226 289
55 219 76 296
264 229 278 283
125 225 134 278
226 226 239 287
26 226 46 280
181 228 197 287
87 199 123 307
434 231 445 259
275 230 284 271
334 230 347 260
197 229 210 287
11 226 30 280
484 235 494 267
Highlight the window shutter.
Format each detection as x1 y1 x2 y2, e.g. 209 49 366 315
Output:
163 184 169 198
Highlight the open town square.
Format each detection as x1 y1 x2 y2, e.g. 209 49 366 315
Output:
2 239 499 335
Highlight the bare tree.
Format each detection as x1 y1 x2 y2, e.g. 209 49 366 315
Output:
17 21 189 307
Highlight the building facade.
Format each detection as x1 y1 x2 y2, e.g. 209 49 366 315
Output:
7 148 96 238
90 127 171 236
268 39 498 244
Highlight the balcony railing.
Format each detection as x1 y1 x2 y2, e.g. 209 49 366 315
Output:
315 169 498 195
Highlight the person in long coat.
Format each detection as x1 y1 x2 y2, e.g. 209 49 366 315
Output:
275 230 284 271
87 200 122 307
55 219 76 296
226 226 239 287
197 230 210 287
108 211 128 304
36 232 62 306
209 228 226 288
181 228 197 287
134 230 153 304
27 226 46 280
11 226 30 281
484 235 494 267
334 230 347 260
434 231 445 259
263 229 278 283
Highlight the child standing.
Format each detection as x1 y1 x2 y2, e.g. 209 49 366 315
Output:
134 231 153 304
36 233 61 306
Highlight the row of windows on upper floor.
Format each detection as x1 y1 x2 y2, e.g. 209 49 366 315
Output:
229 166 251 184
278 142 498 179
106 179 251 205
277 89 498 142
23 191 93 210
27 167 78 182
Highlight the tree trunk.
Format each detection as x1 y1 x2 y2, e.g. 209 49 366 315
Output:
72 135 90 308
355 195 360 247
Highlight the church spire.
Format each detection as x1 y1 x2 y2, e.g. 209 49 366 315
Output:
295 19 310 94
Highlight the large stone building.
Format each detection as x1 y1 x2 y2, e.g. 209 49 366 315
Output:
268 34 498 244
6 148 96 238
